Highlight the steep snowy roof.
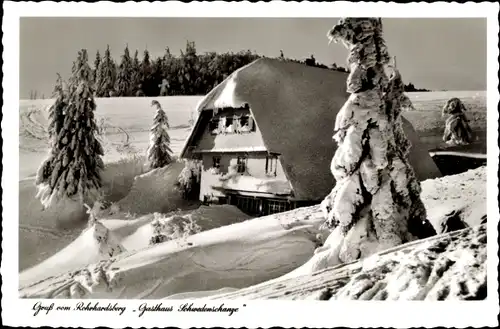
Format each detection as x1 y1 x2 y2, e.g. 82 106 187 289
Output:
181 58 442 201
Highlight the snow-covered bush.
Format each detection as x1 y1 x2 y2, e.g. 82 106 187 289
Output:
320 18 435 264
149 212 202 245
442 97 473 145
147 100 173 170
177 159 202 199
36 49 104 210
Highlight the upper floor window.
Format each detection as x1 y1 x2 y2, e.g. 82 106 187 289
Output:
208 112 255 135
237 156 247 173
209 118 219 134
265 155 278 176
225 117 234 133
239 115 256 133
212 156 221 169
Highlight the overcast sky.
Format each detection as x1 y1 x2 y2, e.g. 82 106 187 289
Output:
20 17 486 99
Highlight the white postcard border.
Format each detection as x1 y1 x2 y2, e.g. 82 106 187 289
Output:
2 1 499 328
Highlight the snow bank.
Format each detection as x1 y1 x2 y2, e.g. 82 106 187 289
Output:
104 205 252 252
20 221 125 287
20 204 252 287
208 224 487 300
19 155 147 271
100 155 147 203
420 166 487 232
110 161 192 216
19 206 326 298
19 178 88 271
210 172 292 195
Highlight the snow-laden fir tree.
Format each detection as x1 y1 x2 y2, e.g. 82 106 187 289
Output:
147 100 173 170
319 18 435 264
47 73 66 141
442 97 473 145
36 74 68 187
140 49 152 96
131 49 141 96
92 50 101 88
95 45 117 97
115 45 134 96
36 49 104 209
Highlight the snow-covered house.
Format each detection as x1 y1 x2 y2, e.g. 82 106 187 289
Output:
180 58 441 216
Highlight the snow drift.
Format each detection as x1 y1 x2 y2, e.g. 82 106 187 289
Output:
19 154 148 271
109 161 193 216
19 204 252 289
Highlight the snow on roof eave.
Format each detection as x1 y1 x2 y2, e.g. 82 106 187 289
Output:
196 74 247 113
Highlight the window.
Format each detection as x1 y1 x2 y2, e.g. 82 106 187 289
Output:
224 116 235 133
265 155 278 176
240 115 249 127
209 118 219 134
238 115 256 133
212 156 221 169
237 156 247 173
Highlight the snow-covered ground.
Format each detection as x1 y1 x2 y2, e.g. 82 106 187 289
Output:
19 166 487 299
17 91 488 299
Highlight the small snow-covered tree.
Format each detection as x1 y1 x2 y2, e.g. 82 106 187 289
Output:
36 49 104 209
177 159 202 200
147 100 172 170
442 97 473 145
319 18 435 264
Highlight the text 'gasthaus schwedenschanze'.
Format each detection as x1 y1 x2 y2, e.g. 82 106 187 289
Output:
32 301 244 317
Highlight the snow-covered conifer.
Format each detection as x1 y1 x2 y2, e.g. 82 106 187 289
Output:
115 45 134 96
47 73 66 141
36 49 104 209
95 45 116 97
139 49 152 95
147 100 172 169
131 49 141 95
92 50 101 87
320 18 435 264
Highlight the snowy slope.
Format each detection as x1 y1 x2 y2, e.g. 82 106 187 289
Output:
18 166 487 299
20 203 252 287
19 206 326 298
19 221 126 286
209 223 487 300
